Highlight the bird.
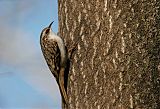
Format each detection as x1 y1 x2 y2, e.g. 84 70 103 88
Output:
40 21 68 104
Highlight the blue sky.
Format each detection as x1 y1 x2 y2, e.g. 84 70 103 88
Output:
0 0 61 108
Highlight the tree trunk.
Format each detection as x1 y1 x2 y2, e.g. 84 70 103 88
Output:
58 0 160 109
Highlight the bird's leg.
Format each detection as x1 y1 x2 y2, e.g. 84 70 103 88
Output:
68 39 79 60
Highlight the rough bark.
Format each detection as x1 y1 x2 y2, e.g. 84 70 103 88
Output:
58 0 160 109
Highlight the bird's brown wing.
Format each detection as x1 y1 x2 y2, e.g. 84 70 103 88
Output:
40 37 68 104
41 39 61 79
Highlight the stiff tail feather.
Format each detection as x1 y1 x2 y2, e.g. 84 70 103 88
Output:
58 68 68 105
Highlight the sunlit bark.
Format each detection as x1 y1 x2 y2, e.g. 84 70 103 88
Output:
58 0 160 109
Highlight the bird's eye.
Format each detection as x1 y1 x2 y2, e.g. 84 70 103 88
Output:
45 29 50 34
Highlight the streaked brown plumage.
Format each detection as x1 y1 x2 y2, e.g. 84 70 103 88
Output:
40 22 68 104
41 35 60 79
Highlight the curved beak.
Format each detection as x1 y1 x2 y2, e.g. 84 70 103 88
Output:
48 21 54 28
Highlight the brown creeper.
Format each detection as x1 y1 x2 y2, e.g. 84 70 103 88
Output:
40 21 68 104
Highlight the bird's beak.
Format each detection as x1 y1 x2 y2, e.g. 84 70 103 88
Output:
48 21 54 29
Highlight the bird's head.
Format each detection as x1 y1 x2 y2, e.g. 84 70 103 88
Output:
40 21 54 39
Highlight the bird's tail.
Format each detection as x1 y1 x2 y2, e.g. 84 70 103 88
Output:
58 67 68 105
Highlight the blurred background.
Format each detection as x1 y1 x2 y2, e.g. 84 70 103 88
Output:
0 0 61 108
